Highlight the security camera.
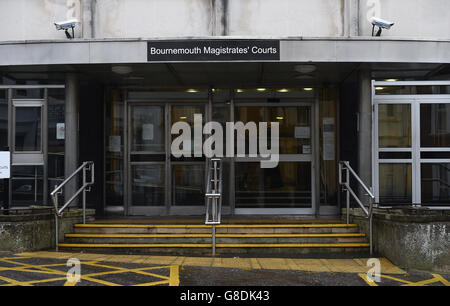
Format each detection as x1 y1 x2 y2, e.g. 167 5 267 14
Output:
54 19 78 39
370 17 394 36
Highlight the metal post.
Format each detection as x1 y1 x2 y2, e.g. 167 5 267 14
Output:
369 213 373 256
212 224 216 256
82 165 86 224
346 167 350 224
55 214 59 251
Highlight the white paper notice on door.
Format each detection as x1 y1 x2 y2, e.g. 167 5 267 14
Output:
109 135 121 152
56 123 65 140
295 126 311 139
323 117 335 161
142 124 154 141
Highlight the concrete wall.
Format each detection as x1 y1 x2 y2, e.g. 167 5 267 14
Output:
345 208 450 273
359 0 450 39
0 0 449 41
0 209 95 252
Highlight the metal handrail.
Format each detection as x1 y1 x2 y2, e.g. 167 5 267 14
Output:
51 161 94 251
205 158 222 256
339 161 375 256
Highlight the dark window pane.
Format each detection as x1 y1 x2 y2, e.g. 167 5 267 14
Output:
172 164 204 206
379 164 412 204
131 164 165 207
420 104 450 148
12 88 44 99
379 152 412 159
15 107 41 151
421 164 450 206
235 162 311 208
0 90 7 149
378 104 411 148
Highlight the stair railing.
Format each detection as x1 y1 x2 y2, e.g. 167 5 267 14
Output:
205 158 222 256
51 161 94 251
339 161 375 256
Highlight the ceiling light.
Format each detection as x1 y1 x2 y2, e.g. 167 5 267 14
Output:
276 116 284 120
384 79 399 82
294 65 317 74
236 89 244 93
179 116 187 120
303 88 314 91
277 89 290 93
112 66 133 75
257 88 267 92
186 89 199 93
375 87 385 90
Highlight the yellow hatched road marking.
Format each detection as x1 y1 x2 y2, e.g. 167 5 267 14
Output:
358 273 450 286
169 265 180 286
358 273 379 286
0 256 178 286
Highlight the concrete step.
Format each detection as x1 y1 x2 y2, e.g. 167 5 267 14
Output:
59 222 369 257
57 243 370 257
72 224 360 235
63 233 367 244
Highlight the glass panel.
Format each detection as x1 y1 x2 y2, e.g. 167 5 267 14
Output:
211 102 231 206
378 104 411 148
0 90 7 149
12 88 44 99
379 164 412 204
375 85 450 95
105 90 124 209
171 105 205 154
47 89 65 198
267 106 311 155
15 107 41 151
235 106 265 156
235 162 311 208
421 164 450 205
11 166 44 206
130 105 165 152
320 88 338 206
131 164 165 206
172 164 205 206
420 104 450 147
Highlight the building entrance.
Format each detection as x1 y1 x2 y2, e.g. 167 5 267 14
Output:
126 101 207 215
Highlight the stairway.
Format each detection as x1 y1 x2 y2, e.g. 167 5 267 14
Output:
58 219 370 257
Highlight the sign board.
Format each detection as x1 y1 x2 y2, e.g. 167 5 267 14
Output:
0 152 10 179
148 40 280 62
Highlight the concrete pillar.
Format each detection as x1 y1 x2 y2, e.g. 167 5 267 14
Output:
357 65 372 199
65 73 79 205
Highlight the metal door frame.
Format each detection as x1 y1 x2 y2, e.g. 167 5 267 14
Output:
10 98 48 206
125 99 208 216
232 102 316 215
372 80 450 206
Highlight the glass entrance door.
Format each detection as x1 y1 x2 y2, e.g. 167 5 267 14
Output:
234 104 315 214
11 100 47 206
127 103 206 215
